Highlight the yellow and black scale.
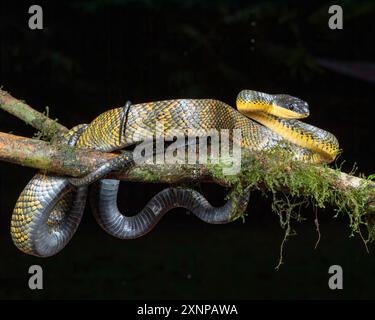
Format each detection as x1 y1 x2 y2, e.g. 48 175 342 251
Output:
11 90 339 257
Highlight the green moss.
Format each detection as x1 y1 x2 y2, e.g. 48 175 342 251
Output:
56 143 79 171
206 146 374 267
33 106 60 142
130 166 166 183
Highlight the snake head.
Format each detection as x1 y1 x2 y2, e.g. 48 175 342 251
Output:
271 94 309 119
236 90 309 119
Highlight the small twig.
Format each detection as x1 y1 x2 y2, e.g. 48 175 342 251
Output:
0 89 68 138
358 227 370 254
314 206 321 249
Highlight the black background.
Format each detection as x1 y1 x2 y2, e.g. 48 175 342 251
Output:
0 0 374 299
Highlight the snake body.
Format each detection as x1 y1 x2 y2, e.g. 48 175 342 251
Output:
90 180 250 239
11 126 88 256
11 90 339 257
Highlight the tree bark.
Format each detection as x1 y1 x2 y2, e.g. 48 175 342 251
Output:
0 131 219 185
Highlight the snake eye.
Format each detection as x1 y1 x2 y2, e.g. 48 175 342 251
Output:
289 102 300 111
287 98 309 115
272 94 309 118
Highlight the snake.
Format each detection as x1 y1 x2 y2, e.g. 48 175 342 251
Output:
10 90 339 257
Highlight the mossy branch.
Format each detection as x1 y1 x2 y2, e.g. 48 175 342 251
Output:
0 89 68 139
0 131 221 184
1 88 374 265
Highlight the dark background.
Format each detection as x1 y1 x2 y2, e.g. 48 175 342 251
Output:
0 0 374 299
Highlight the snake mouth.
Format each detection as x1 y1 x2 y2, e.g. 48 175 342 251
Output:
271 94 310 119
270 104 309 119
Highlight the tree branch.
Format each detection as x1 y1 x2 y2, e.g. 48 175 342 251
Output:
0 89 68 138
0 131 219 185
0 88 374 219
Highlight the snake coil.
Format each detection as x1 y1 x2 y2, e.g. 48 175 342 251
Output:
11 90 339 257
